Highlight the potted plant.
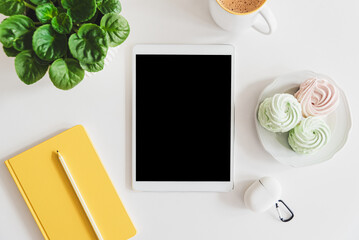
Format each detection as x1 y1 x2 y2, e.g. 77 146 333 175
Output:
0 0 130 90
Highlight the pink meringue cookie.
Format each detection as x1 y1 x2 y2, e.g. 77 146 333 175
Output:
294 78 340 117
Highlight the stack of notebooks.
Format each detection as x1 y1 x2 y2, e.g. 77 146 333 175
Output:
5 125 136 240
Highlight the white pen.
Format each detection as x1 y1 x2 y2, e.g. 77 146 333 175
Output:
56 150 104 240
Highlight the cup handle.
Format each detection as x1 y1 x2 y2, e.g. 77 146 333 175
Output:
252 5 277 35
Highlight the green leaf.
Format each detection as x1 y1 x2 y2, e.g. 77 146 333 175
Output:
49 58 84 90
80 59 104 72
30 0 51 5
0 0 25 16
15 50 49 85
100 13 129 47
32 24 67 61
68 23 108 64
61 0 96 22
13 30 34 51
36 3 58 23
0 15 35 48
98 0 121 14
3 46 20 57
51 12 72 34
96 0 103 7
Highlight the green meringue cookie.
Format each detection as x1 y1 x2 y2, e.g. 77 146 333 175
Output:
288 117 331 154
258 93 302 133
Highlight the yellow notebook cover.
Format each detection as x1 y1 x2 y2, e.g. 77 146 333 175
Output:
5 125 136 240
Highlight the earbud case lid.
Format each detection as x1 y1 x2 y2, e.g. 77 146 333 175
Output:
244 177 282 212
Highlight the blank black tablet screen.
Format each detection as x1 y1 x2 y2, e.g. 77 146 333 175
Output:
136 54 232 181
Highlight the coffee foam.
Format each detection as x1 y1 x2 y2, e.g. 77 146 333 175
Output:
218 0 265 14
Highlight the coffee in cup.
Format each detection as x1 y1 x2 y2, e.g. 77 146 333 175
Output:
209 0 277 34
217 0 266 14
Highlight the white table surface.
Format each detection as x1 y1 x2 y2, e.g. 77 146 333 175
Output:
1 0 358 239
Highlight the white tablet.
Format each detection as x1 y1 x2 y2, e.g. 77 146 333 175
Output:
132 44 234 191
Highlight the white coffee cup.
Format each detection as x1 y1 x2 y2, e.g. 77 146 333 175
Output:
209 0 277 35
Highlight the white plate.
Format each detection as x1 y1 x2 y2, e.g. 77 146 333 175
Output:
255 71 352 167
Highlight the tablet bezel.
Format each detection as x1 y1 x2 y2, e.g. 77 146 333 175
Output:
132 44 235 191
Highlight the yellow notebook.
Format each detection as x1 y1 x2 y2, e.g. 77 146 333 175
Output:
5 125 136 240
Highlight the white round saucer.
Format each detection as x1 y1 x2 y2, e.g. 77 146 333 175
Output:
255 71 352 167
